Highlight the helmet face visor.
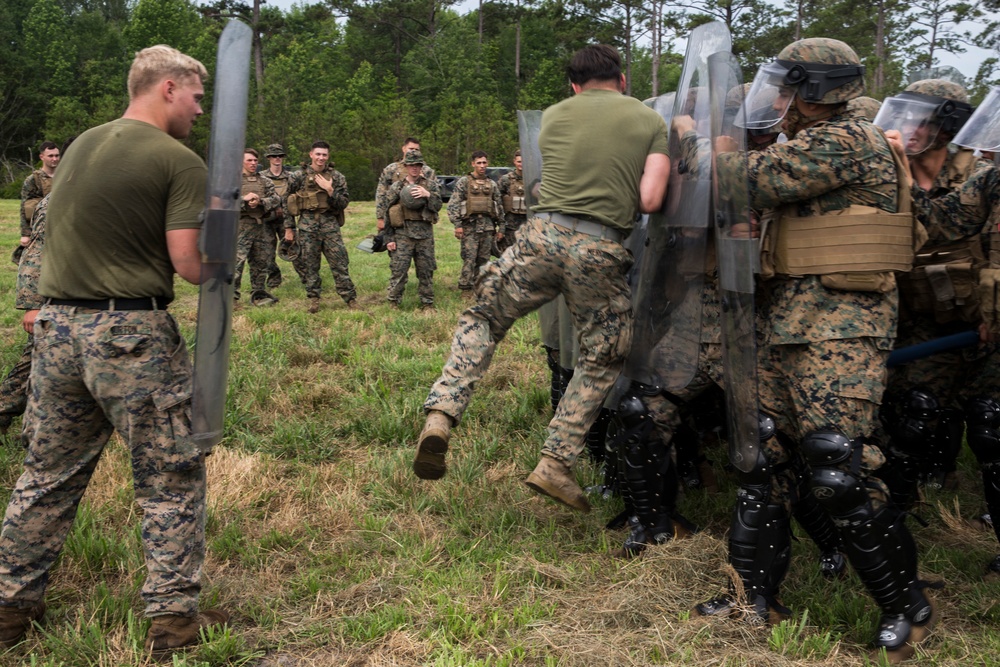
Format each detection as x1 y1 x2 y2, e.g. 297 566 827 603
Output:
874 94 944 155
736 64 794 131
954 87 1000 152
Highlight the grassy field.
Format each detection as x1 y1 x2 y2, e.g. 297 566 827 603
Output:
1 197 999 666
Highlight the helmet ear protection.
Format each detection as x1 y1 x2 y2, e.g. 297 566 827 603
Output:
777 61 865 103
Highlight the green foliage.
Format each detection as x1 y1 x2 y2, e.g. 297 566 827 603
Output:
124 0 203 53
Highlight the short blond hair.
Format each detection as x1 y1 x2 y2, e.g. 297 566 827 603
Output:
127 45 208 99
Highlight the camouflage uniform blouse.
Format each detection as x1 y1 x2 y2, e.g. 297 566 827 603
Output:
708 114 901 347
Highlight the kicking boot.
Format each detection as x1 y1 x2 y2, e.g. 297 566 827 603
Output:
145 609 230 658
413 411 451 480
872 597 938 665
0 602 45 648
693 594 790 626
819 550 847 579
524 455 591 513
307 298 320 314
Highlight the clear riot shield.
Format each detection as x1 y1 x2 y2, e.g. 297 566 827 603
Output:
517 110 543 216
708 51 760 473
520 109 566 359
623 21 731 390
954 86 1000 152
190 20 253 450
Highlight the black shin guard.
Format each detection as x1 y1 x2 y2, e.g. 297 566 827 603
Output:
965 397 1000 547
802 429 932 650
611 387 686 554
881 387 940 510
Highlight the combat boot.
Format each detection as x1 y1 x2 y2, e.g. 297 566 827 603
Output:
145 609 230 658
346 299 359 310
524 455 591 512
307 298 320 314
872 597 938 665
0 414 12 436
413 411 451 480
0 602 44 648
693 594 790 626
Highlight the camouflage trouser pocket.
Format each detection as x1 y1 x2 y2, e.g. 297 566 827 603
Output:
150 382 200 472
100 325 153 360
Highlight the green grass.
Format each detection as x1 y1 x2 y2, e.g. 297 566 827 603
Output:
2 197 1000 665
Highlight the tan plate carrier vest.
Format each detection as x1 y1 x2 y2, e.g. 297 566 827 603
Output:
241 175 267 221
464 177 494 216
760 130 920 293
503 176 526 215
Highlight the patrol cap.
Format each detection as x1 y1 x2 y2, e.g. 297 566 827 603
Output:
403 149 424 165
265 143 286 158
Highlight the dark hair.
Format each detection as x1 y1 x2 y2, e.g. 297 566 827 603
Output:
60 136 77 157
513 149 521 159
244 148 259 158
39 141 58 154
567 45 622 85
403 137 420 146
311 140 330 151
471 150 488 160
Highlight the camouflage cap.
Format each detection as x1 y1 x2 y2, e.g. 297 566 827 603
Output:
264 143 286 157
774 38 865 104
846 96 882 122
403 149 424 165
905 79 969 104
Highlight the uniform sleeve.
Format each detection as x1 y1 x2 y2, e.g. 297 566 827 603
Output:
723 124 894 212
15 196 48 310
491 181 505 234
19 173 41 238
448 177 468 226
260 176 280 213
375 163 394 220
912 164 999 242
331 171 349 212
165 162 208 231
424 178 442 215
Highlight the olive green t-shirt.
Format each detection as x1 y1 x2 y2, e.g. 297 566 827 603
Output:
535 89 668 232
41 118 206 300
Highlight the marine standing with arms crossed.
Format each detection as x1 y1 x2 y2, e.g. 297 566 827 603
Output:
413 45 670 513
0 45 228 656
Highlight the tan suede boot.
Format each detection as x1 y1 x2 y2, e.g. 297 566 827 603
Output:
413 411 451 480
524 456 591 513
0 602 45 648
145 609 230 657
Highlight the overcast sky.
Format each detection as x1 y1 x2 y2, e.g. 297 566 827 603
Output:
257 0 996 85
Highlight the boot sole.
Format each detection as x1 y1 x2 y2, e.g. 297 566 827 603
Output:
413 432 448 480
524 473 591 513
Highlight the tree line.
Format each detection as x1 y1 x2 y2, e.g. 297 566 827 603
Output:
1 0 997 199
